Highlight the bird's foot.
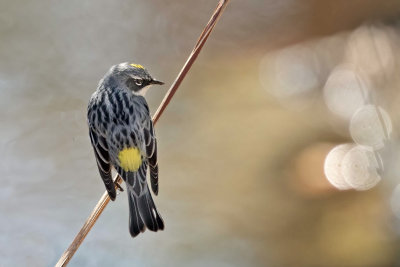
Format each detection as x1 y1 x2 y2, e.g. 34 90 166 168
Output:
115 182 124 192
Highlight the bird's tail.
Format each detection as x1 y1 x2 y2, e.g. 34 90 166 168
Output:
127 185 164 237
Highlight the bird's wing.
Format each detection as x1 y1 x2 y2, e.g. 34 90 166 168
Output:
143 118 159 195
89 127 116 200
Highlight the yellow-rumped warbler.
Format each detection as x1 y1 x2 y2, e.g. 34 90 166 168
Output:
87 62 164 237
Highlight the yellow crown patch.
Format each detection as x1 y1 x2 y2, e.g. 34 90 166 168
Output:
130 63 144 69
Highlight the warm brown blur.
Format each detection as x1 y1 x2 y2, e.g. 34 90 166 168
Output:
1 1 400 267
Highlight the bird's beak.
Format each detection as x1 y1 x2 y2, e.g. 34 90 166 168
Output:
150 79 164 85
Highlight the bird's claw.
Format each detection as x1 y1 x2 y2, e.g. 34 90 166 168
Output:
115 182 124 192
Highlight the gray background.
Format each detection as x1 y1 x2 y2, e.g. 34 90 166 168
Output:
1 1 400 266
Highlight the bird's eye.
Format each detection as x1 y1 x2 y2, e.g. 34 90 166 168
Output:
135 79 143 86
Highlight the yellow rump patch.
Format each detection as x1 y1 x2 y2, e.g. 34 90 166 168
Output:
130 63 144 69
118 147 142 172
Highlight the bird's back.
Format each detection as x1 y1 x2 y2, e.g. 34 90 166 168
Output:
88 86 151 157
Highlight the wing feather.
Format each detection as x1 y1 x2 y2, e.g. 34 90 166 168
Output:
144 120 159 195
89 127 116 200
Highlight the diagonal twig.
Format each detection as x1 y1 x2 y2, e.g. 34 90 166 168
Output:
55 1 230 266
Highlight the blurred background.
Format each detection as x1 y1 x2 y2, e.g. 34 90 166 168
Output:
2 0 400 266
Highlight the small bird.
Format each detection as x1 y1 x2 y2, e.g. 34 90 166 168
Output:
87 62 165 237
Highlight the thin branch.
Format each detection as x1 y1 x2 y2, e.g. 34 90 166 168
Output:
55 1 230 266
152 0 229 124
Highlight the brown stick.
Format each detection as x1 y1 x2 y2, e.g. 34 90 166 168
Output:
152 0 229 123
55 1 230 266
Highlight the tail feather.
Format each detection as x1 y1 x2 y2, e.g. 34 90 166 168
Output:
120 161 164 237
127 190 145 237
128 185 164 235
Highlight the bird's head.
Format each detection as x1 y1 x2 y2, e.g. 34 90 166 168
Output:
103 62 164 96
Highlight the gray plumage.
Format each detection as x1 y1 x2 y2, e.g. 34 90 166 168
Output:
87 62 164 237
